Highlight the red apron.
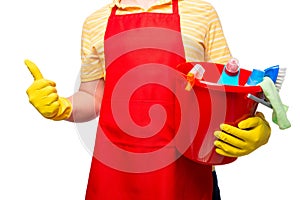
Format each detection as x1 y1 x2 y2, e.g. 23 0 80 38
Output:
85 1 213 199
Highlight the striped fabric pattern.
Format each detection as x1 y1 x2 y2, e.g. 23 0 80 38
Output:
81 0 231 82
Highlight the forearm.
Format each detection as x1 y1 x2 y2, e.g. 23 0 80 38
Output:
66 91 99 122
65 79 104 123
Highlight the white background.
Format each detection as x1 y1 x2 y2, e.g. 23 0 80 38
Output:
0 0 299 199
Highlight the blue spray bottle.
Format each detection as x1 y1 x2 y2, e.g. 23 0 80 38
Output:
246 69 265 85
217 58 240 86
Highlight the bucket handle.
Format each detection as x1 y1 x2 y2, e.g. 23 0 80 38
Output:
247 94 272 109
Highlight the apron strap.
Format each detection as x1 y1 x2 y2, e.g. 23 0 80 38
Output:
110 0 179 16
172 0 179 14
111 5 117 16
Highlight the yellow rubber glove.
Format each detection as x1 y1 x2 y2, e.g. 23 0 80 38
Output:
214 112 271 157
25 59 72 121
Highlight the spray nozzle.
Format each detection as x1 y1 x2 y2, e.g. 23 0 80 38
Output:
185 64 205 91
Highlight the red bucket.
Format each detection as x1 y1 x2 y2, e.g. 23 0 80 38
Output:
175 62 263 165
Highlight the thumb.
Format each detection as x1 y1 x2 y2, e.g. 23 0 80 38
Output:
24 59 44 80
238 116 260 130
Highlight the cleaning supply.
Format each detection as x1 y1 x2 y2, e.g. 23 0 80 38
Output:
246 64 287 107
217 58 240 86
185 64 205 91
246 65 288 111
264 65 286 91
25 59 72 120
176 62 264 165
258 77 291 129
214 112 271 157
246 69 265 86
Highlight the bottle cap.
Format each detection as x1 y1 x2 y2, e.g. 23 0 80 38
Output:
225 58 240 76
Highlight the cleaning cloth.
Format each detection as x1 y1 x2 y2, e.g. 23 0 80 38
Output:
258 77 291 129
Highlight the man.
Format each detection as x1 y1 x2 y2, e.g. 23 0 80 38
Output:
25 0 271 199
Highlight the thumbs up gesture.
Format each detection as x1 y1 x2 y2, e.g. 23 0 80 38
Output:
25 59 72 120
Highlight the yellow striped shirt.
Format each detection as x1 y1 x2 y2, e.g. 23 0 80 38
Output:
81 0 231 82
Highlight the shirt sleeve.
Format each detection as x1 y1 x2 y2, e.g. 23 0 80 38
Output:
80 18 105 82
204 5 232 65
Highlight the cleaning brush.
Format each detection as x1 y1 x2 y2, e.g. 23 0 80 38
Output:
264 65 286 92
247 65 287 108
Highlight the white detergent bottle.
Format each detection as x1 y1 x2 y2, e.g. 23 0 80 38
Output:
217 58 240 86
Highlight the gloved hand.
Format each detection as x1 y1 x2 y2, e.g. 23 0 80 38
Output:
214 112 271 157
25 59 72 120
